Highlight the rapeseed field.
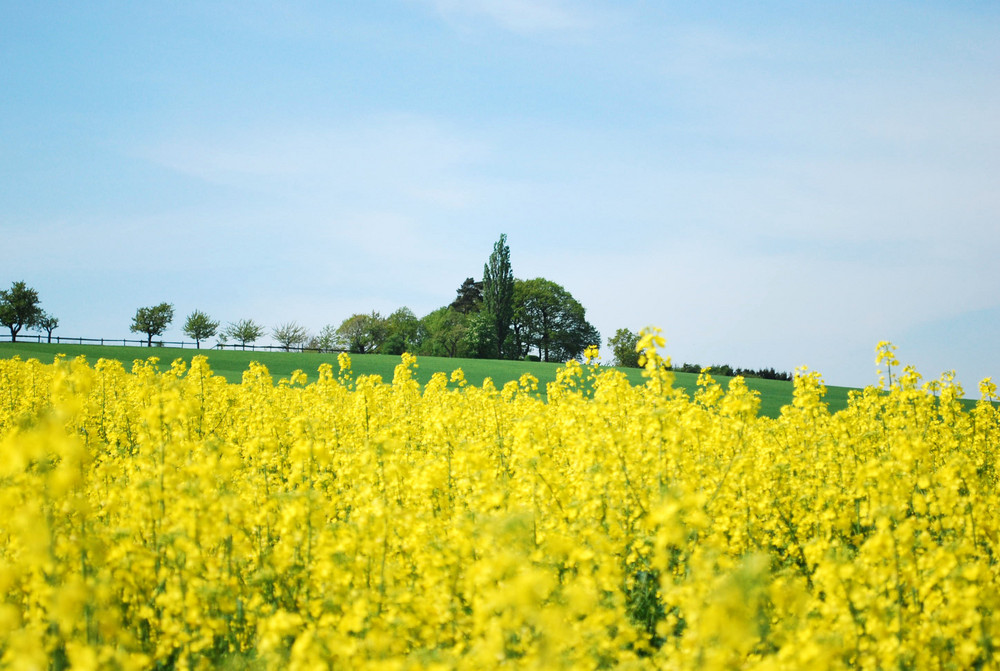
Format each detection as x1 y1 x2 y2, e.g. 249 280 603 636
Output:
0 332 997 669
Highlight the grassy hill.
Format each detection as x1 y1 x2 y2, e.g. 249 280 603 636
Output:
0 341 856 418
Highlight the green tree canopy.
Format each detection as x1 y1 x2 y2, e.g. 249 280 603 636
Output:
225 319 265 349
383 307 421 355
463 310 496 359
482 234 514 359
449 278 483 315
0 281 43 343
182 310 219 349
336 312 386 354
513 278 600 362
607 328 641 368
418 306 469 358
130 303 174 346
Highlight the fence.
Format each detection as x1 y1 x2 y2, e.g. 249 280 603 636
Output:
0 333 344 354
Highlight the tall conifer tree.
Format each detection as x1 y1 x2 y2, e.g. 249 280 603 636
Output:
482 234 514 358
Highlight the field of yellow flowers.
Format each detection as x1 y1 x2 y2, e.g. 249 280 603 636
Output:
1 332 998 670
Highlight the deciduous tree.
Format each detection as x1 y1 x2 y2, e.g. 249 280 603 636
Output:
607 328 641 367
310 324 340 352
463 310 495 359
225 319 265 350
482 234 514 359
0 281 43 343
36 312 59 343
335 312 386 354
515 278 599 362
130 303 174 346
273 322 309 351
418 307 469 358
183 310 219 349
383 307 420 355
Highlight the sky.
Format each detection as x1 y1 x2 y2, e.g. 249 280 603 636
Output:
2 1 998 390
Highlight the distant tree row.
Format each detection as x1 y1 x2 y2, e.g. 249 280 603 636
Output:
269 235 602 362
1 238 757 373
670 362 792 381
4 234 603 362
606 326 790 380
409 235 600 361
128 305 301 351
0 281 58 342
4 275 789 376
298 274 599 362
3 235 599 363
116 237 596 360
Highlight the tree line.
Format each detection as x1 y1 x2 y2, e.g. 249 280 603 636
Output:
671 362 791 381
164 235 602 360
2 237 789 376
286 234 601 362
605 328 791 380
1 236 603 363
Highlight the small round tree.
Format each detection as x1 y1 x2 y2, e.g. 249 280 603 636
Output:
183 310 220 349
225 319 265 350
607 328 641 368
36 312 59 343
0 281 43 343
272 322 309 351
130 303 174 346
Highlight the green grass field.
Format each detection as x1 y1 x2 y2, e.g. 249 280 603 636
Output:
0 341 855 418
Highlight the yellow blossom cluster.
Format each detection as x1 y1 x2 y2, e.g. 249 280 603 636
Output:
0 336 998 669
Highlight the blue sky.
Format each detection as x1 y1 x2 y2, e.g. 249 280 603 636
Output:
2 1 998 389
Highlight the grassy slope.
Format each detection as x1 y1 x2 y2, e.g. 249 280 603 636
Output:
0 342 855 418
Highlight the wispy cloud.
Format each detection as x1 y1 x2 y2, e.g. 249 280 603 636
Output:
420 0 600 35
127 114 505 317
141 114 491 210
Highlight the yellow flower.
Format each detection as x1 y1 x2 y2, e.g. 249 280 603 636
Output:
0 338 995 668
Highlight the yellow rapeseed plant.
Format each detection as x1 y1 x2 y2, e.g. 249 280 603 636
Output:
0 332 998 669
